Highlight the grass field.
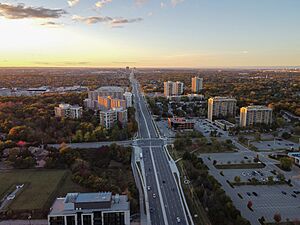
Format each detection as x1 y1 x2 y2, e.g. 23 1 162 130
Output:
0 169 89 211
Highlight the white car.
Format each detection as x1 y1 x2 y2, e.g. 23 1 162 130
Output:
176 217 181 223
147 186 151 191
7 194 15 200
152 193 156 198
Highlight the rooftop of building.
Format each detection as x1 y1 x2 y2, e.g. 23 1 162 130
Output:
95 86 124 92
215 119 235 126
209 96 237 101
168 117 194 123
49 192 129 216
58 103 82 109
66 192 111 204
243 105 272 110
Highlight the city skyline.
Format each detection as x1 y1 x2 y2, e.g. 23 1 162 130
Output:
1 0 300 67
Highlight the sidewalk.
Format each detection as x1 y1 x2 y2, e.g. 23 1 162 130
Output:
0 220 47 225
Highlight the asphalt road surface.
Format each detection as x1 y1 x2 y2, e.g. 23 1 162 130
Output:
132 76 188 225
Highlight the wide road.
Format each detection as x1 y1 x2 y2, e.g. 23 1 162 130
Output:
132 75 188 225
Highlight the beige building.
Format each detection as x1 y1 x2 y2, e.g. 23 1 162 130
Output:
240 105 273 127
54 104 83 119
164 81 184 97
99 108 128 129
208 97 237 121
192 77 203 93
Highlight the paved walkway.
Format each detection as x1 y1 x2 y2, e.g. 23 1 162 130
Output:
0 220 47 225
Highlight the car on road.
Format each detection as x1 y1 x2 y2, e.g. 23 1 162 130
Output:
242 172 246 176
176 217 181 223
252 192 258 197
152 193 156 198
293 190 300 194
246 192 251 196
147 186 151 191
281 191 287 195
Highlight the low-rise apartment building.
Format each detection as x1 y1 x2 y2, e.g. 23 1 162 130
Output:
99 108 128 129
54 104 83 119
168 117 195 131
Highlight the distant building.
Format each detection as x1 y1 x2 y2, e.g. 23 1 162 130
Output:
240 105 273 127
85 86 132 111
0 88 12 96
54 104 83 119
86 86 125 110
164 81 173 97
123 92 133 108
208 97 237 121
164 81 184 97
99 108 128 129
168 117 195 131
191 77 203 93
48 192 130 225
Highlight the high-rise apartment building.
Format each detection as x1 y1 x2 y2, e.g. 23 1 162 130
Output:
48 192 130 225
191 77 203 93
164 81 184 97
240 105 273 127
54 104 83 119
164 81 173 97
208 97 237 121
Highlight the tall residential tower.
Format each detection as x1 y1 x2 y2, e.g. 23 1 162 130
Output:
208 97 237 121
192 76 203 93
240 105 273 127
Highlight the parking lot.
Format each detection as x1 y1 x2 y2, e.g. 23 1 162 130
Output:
252 139 299 151
156 119 176 138
201 153 300 224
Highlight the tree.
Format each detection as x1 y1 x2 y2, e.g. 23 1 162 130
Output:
234 176 241 183
281 132 291 140
273 213 281 223
280 157 293 171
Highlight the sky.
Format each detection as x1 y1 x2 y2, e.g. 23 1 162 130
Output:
0 0 300 68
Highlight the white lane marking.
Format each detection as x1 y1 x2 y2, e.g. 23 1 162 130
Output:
135 83 151 138
149 146 169 225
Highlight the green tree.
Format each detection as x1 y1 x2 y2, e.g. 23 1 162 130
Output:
273 213 281 223
280 157 293 171
234 176 241 184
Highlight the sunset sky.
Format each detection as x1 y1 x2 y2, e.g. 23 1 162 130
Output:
0 0 300 67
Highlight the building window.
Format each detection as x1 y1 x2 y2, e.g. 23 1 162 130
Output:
94 211 102 225
103 212 125 225
82 215 92 225
66 216 76 225
49 216 65 225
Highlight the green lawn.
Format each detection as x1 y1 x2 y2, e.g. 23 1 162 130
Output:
288 135 300 144
0 169 89 211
